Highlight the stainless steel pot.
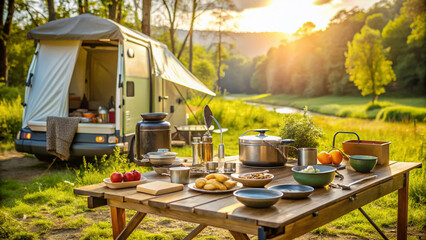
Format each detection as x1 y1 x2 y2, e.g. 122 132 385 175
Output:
239 129 294 167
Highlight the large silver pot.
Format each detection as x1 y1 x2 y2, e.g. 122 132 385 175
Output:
239 129 294 167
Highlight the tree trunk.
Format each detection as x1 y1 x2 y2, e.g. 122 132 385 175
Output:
216 7 223 92
0 0 15 86
78 0 86 14
189 30 193 72
117 0 122 23
133 0 140 31
108 0 119 22
141 0 151 35
46 0 56 21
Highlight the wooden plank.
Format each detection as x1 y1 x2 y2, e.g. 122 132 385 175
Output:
268 174 404 240
104 188 139 202
183 224 207 240
229 231 250 240
169 193 233 212
88 196 107 209
117 212 146 240
228 161 420 228
110 206 126 240
147 187 202 208
108 199 259 235
124 192 158 204
397 172 409 240
194 196 243 219
73 183 107 198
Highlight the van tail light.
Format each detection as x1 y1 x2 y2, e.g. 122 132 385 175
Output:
21 132 32 139
108 136 118 143
95 136 105 143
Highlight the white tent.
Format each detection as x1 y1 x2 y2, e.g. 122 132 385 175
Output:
23 14 215 127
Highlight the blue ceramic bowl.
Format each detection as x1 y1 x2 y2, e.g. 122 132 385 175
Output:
234 188 283 208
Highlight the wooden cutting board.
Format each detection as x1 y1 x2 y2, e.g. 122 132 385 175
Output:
136 181 184 195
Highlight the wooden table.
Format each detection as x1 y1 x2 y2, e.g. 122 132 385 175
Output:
74 160 421 240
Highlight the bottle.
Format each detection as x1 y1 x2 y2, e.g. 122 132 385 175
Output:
202 132 213 162
192 137 202 166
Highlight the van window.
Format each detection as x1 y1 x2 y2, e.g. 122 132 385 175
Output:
124 42 149 78
126 81 134 97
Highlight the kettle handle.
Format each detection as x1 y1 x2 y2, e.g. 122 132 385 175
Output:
332 131 360 148
240 129 270 137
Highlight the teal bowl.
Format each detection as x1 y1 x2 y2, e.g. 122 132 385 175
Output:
291 165 336 188
349 155 377 173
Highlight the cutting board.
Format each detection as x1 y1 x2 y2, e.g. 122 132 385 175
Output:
137 181 184 195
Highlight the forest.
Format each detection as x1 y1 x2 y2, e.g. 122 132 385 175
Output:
1 0 425 98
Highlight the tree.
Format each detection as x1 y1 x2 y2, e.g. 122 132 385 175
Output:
46 0 56 21
345 26 396 103
0 0 15 86
141 0 151 35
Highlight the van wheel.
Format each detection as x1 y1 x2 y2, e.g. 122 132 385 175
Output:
34 154 55 162
128 137 136 162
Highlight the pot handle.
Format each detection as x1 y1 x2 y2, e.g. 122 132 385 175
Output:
240 129 269 137
332 131 360 148
263 140 287 162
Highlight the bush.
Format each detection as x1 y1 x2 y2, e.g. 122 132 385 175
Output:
376 106 426 122
0 86 25 101
279 108 324 157
0 97 23 143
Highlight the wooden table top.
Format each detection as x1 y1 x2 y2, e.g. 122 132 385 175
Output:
74 159 421 229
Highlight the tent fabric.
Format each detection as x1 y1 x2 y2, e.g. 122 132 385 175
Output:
27 14 215 96
23 40 82 127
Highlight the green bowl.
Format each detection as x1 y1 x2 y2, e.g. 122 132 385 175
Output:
291 165 336 188
349 155 377 173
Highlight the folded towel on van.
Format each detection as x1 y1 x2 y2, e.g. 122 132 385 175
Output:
46 117 80 160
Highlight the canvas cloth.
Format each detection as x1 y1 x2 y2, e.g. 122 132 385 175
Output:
46 117 80 160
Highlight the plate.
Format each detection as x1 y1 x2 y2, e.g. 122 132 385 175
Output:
268 184 314 199
188 182 243 193
103 177 148 189
231 173 274 188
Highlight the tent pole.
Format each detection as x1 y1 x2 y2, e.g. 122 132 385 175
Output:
172 83 201 125
197 94 207 107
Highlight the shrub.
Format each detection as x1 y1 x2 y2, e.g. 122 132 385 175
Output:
279 108 324 157
0 97 23 144
0 86 25 101
376 106 426 122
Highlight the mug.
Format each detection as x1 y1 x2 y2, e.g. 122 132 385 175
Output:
169 167 190 184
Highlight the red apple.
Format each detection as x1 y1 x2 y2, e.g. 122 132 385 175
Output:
131 169 141 181
123 172 134 182
110 172 123 183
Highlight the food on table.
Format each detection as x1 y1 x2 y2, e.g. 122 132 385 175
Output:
195 174 236 191
329 150 343 165
239 173 272 179
110 172 123 183
123 172 135 182
317 151 332 164
131 169 141 181
300 166 320 173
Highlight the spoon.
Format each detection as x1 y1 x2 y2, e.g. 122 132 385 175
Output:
338 175 377 190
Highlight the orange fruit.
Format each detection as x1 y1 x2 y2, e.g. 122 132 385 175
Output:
330 150 343 165
317 151 332 164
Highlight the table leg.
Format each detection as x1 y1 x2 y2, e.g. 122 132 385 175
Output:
183 224 207 240
117 212 146 240
110 206 126 239
397 172 409 240
229 230 250 240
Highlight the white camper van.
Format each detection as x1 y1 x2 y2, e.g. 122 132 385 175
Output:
14 14 215 161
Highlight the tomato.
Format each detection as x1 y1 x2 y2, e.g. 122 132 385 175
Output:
123 172 134 182
131 169 141 181
110 172 123 183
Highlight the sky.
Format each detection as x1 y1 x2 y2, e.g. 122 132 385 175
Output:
194 0 382 34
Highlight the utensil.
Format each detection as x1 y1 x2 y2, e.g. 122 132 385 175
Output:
297 148 318 166
231 173 274 188
268 184 314 199
205 161 218 172
188 182 243 193
169 167 190 184
337 175 377 190
224 162 236 172
234 188 283 208
239 129 294 167
291 165 336 188
349 155 378 173
144 151 178 166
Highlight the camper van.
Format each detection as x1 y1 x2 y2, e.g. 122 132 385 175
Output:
14 14 215 161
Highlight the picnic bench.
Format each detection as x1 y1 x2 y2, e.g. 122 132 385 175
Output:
74 159 421 240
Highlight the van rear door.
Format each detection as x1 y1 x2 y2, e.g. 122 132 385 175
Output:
122 41 151 136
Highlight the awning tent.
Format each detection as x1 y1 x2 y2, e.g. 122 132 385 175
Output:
27 13 216 96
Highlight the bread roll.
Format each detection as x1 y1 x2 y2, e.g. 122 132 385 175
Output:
214 174 229 183
205 174 216 180
195 178 206 189
203 184 216 190
223 180 237 189
206 179 227 190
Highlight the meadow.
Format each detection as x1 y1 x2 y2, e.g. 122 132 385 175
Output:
0 97 425 239
228 93 426 122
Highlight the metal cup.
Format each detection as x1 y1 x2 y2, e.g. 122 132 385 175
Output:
298 148 318 166
205 161 218 172
224 162 236 172
169 167 190 184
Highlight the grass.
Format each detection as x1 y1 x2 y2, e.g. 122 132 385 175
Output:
228 93 426 122
0 97 425 239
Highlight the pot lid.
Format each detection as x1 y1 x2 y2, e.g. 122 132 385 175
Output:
239 129 282 144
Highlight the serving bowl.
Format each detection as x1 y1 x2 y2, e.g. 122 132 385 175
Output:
291 165 336 188
349 155 377 173
231 173 274 188
268 184 314 199
234 188 283 208
145 152 178 166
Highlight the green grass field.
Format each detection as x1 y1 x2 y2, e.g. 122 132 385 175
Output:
0 98 425 239
228 93 426 121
